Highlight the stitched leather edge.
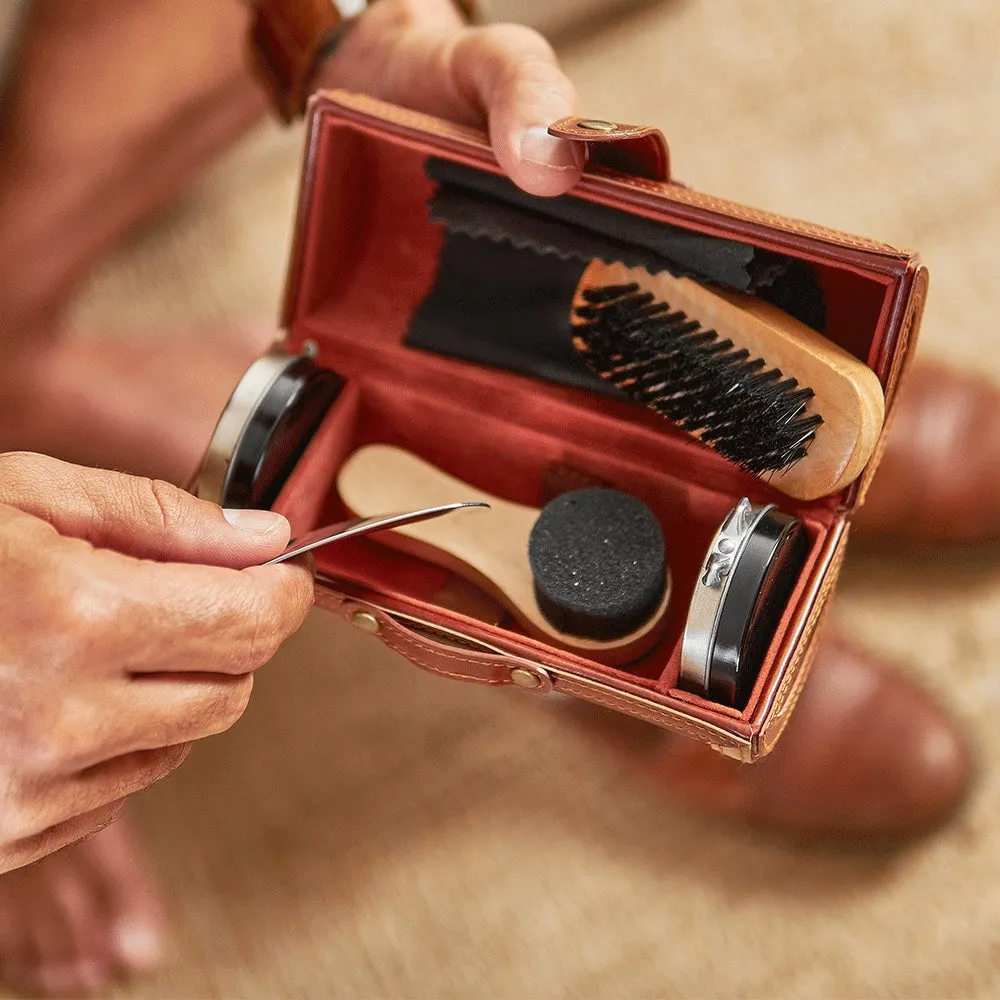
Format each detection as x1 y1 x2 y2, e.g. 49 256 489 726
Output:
553 677 748 750
756 527 850 757
314 90 910 256
853 264 929 509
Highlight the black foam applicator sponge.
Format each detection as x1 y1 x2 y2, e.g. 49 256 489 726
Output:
528 488 667 641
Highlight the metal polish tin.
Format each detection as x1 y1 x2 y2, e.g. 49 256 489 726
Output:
195 347 342 510
680 498 808 709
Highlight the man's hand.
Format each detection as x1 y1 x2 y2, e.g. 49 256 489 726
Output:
317 0 585 196
0 453 314 874
0 0 582 347
0 0 585 480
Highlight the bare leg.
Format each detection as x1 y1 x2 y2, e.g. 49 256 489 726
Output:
0 0 266 350
0 326 276 485
0 812 165 997
0 6 272 997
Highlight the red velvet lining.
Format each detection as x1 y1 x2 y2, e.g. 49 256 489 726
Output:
290 124 898 357
273 369 830 705
272 117 895 720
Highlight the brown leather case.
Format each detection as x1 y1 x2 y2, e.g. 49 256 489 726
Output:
198 90 927 762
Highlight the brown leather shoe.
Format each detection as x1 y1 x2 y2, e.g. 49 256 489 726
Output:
573 633 972 843
565 361 988 842
855 362 1000 544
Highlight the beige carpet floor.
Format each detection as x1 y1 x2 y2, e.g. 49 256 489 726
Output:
49 1 1000 996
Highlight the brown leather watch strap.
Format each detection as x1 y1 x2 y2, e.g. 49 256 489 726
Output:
249 0 345 122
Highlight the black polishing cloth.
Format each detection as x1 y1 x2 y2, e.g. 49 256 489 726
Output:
406 159 827 394
424 158 827 328
528 489 666 640
407 233 616 396
425 158 766 292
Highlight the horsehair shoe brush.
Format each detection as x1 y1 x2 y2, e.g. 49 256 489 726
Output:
571 261 886 501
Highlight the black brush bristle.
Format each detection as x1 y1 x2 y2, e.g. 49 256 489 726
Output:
572 284 823 477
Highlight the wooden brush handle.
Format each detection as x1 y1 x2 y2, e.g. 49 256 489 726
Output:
336 444 671 666
572 261 885 502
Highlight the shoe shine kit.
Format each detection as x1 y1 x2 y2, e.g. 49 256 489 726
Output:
194 92 927 761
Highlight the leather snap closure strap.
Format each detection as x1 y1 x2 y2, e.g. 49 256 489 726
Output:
548 116 670 182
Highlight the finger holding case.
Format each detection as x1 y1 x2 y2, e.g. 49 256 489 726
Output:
194 91 928 763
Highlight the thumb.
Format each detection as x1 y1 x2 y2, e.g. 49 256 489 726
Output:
0 451 290 568
449 24 585 197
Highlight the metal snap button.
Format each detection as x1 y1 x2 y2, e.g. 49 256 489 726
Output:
577 119 618 133
509 665 553 691
510 667 540 688
350 610 381 634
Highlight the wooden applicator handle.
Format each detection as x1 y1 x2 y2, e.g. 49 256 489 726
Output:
336 444 671 667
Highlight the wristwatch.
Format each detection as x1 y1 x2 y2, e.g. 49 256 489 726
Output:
249 0 482 123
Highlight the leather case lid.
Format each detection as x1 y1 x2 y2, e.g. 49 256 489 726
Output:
281 90 927 516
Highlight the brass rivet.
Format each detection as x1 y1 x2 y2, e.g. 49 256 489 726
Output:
350 610 381 634
577 119 618 133
510 667 542 689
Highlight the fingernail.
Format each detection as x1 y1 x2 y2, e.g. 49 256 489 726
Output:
517 125 584 170
113 918 163 970
222 507 287 537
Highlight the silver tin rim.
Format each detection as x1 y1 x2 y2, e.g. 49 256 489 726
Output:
679 498 776 695
193 346 300 506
